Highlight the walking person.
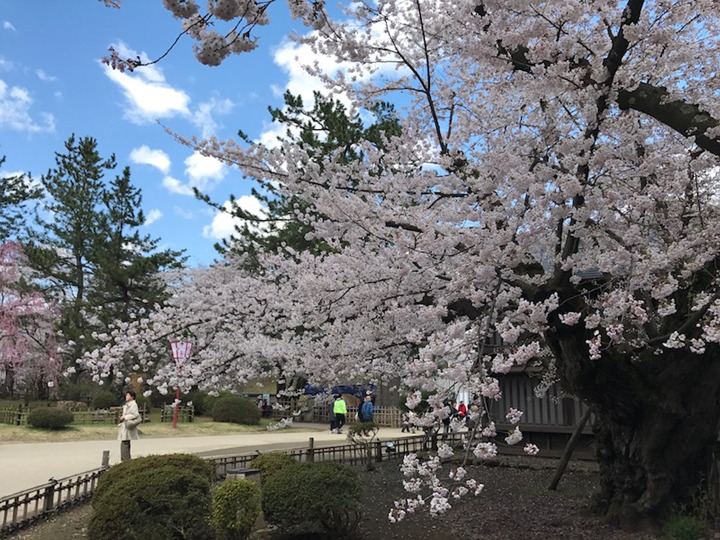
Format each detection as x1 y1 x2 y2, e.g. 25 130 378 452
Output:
332 395 347 434
118 390 141 461
359 394 374 435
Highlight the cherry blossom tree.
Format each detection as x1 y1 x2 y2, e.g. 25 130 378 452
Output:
94 0 720 526
0 242 61 399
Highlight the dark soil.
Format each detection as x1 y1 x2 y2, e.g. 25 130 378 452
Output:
7 456 713 539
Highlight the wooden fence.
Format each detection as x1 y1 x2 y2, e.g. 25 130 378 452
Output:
297 405 403 428
0 467 105 537
0 405 152 427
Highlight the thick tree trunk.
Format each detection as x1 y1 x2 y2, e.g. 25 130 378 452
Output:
548 330 720 527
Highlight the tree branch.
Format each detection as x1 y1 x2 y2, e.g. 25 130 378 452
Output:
618 83 720 157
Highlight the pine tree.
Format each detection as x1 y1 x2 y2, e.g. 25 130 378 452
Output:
0 156 42 242
25 135 185 381
200 91 400 271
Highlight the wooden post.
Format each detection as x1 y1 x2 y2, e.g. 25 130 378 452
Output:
102 450 110 469
16 405 22 426
308 437 315 463
548 407 592 491
375 441 382 462
431 433 438 451
43 479 57 513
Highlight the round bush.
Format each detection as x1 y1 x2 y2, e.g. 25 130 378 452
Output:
211 480 261 540
249 453 298 482
186 390 209 416
27 407 73 429
203 391 236 417
212 396 261 425
262 462 363 537
93 453 214 502
90 454 214 540
91 391 119 410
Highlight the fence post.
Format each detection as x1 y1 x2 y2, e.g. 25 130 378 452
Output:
308 437 314 463
43 479 58 513
101 450 110 469
375 441 382 462
431 433 438 451
16 405 22 426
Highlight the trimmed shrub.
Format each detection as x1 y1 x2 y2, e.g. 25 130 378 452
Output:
249 452 298 482
186 390 209 416
91 391 118 410
93 453 214 502
262 462 363 537
211 480 261 540
212 396 261 425
89 454 214 540
203 391 235 416
27 407 73 429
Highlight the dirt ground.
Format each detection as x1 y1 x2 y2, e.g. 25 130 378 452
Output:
6 456 717 539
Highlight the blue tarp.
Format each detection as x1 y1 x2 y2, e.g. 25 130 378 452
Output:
303 383 376 396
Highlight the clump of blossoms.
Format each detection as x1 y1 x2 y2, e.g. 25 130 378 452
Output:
391 449 485 523
390 393 538 523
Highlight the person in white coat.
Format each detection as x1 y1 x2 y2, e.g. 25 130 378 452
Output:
118 390 141 461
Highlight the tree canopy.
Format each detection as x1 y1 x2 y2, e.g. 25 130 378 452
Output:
93 0 720 525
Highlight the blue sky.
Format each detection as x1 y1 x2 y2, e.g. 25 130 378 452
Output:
0 1 328 267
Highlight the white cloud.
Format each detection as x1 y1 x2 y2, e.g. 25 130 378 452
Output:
173 206 196 220
157 153 226 197
162 175 193 196
0 79 55 133
130 145 171 174
0 57 12 71
202 195 268 240
101 42 191 124
191 96 235 139
3 21 16 32
184 152 226 190
36 69 56 82
272 39 344 106
144 208 162 226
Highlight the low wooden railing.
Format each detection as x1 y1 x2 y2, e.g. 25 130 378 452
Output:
0 467 105 537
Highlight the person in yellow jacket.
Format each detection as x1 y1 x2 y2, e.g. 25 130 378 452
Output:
331 395 347 434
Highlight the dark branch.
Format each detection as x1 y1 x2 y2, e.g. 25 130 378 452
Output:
618 83 720 157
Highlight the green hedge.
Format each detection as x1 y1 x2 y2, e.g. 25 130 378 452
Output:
89 454 214 540
212 396 261 425
262 462 363 537
249 452 298 483
211 480 261 540
27 407 73 429
91 391 118 410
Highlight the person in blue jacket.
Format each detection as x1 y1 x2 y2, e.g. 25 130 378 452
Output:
360 394 374 422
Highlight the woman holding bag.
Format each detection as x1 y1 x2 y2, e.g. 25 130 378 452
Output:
118 390 141 461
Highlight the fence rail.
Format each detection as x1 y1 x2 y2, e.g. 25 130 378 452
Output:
0 405 151 427
0 468 104 537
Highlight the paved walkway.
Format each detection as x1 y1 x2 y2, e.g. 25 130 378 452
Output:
0 424 411 498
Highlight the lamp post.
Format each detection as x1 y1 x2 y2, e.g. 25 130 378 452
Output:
170 340 192 429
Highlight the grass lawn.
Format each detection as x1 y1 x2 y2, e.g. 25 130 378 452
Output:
0 413 318 443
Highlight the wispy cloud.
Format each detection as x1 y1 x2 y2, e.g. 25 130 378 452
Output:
202 195 267 240
184 152 226 191
162 175 194 196
2 21 16 32
0 79 55 133
35 69 56 82
191 96 234 139
130 145 171 174
144 208 162 226
101 41 191 124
